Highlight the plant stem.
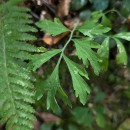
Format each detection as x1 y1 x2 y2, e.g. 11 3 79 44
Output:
56 22 79 67
104 8 125 20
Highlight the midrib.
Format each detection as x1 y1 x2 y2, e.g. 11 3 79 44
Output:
2 33 16 114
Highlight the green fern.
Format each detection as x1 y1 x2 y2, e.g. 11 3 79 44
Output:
0 0 44 129
35 16 129 112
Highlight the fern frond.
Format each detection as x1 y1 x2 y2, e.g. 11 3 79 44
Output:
0 0 40 129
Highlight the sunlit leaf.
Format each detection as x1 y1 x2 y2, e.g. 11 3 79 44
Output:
114 32 130 41
114 38 127 65
64 55 90 105
73 38 101 75
98 37 109 71
36 18 69 36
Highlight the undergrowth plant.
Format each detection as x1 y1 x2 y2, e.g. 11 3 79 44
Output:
35 14 128 111
0 0 130 129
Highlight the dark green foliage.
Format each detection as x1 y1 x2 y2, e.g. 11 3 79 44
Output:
32 49 61 71
64 55 90 104
98 37 109 70
35 16 129 113
73 38 101 75
77 19 111 37
36 18 69 36
71 107 93 127
0 0 44 129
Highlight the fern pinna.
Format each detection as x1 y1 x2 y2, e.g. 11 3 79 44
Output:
0 0 43 129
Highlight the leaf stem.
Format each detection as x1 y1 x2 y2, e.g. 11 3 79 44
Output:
56 22 79 67
104 8 125 21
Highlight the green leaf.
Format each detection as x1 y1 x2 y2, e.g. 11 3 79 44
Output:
57 86 72 107
73 38 101 75
114 38 127 65
0 1 37 129
36 18 69 36
32 49 61 71
114 32 130 41
35 78 46 100
101 15 111 27
95 106 106 128
64 55 90 105
96 113 106 128
92 11 103 20
43 66 60 112
77 19 110 37
98 37 109 71
35 65 71 112
71 107 93 127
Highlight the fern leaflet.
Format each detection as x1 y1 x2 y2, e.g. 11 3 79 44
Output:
0 0 43 129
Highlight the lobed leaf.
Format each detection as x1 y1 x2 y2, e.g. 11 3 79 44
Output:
114 32 130 41
45 66 60 112
32 49 61 71
36 18 70 36
73 38 101 75
98 37 109 71
0 0 40 129
114 38 127 65
64 55 90 105
77 19 110 37
35 65 71 112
